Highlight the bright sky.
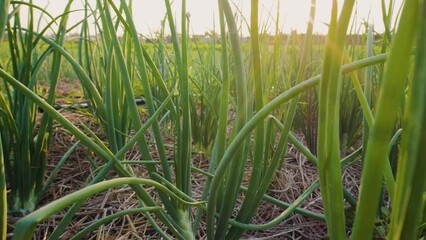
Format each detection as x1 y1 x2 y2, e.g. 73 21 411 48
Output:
25 0 403 36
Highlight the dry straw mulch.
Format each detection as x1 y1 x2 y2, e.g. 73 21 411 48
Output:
7 110 362 240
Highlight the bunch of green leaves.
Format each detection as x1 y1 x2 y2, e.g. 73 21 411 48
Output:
0 0 72 213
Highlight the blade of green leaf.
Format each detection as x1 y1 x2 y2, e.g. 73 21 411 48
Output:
351 0 419 238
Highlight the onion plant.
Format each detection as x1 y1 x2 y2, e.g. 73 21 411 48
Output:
46 0 194 237
0 0 73 213
0 64 203 239
225 0 317 238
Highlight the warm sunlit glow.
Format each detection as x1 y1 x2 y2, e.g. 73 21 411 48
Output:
23 0 403 36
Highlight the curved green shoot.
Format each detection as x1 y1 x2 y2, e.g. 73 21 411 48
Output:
9 1 55 22
13 177 203 240
228 180 320 231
